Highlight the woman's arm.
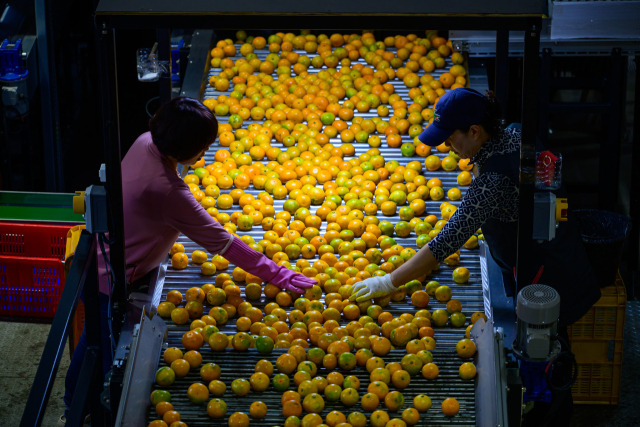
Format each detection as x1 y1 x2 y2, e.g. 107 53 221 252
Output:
349 246 437 302
221 237 316 293
426 172 513 262
163 185 315 292
392 172 509 286
390 245 438 287
350 172 514 301
163 185 235 255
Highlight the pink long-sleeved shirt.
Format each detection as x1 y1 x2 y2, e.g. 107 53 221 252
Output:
98 132 232 293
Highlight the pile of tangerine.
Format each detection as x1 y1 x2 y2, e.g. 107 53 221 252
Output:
149 29 485 427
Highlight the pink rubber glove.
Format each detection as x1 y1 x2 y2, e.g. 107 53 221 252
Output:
221 237 316 294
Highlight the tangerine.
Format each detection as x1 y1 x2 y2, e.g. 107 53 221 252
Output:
441 397 460 417
413 394 432 412
187 382 209 404
459 361 477 379
208 380 226 397
421 362 439 379
402 407 420 425
171 252 189 269
249 401 268 419
231 379 251 396
370 410 390 427
282 399 303 418
228 412 250 427
155 367 175 387
170 359 190 378
456 338 477 358
206 398 227 418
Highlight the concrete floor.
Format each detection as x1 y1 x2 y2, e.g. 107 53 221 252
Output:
1 304 639 426
0 320 69 427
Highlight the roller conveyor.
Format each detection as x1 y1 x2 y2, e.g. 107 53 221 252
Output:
145 349 476 426
143 38 486 426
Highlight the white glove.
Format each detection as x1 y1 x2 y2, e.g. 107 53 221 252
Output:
349 275 396 303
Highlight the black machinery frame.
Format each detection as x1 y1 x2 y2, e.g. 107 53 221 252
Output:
21 1 546 425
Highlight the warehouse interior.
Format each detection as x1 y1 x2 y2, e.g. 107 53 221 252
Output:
1 1 639 426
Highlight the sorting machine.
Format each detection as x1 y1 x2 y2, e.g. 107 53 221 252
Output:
22 2 554 426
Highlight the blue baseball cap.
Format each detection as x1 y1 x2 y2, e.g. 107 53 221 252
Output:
418 88 488 146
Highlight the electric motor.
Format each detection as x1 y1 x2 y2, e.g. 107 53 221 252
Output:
513 284 561 361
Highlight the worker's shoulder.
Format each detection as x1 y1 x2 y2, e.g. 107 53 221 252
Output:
123 157 183 205
480 135 520 181
494 127 521 153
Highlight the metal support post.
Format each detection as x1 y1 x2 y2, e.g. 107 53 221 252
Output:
516 20 540 293
20 232 94 427
34 0 64 191
506 364 524 426
67 348 103 427
539 48 552 147
495 30 509 123
157 29 172 104
68 244 106 427
96 26 128 330
599 48 625 209
180 30 215 99
630 55 640 297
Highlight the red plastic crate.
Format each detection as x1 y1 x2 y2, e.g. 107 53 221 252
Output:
0 256 65 317
0 222 71 260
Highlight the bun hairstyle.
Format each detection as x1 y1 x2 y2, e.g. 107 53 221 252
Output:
150 97 218 162
457 90 503 139
482 90 503 138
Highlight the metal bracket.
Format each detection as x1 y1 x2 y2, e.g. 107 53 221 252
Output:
114 309 167 426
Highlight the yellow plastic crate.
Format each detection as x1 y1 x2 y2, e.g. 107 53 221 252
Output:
64 225 86 356
567 275 626 341
572 358 622 405
569 274 626 404
64 224 86 263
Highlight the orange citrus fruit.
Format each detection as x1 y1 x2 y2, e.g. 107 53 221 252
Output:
456 338 476 358
413 394 432 412
441 397 460 417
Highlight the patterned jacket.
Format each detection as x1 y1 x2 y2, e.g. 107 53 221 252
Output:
427 127 521 262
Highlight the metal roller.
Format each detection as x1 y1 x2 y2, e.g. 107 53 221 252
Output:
149 40 482 426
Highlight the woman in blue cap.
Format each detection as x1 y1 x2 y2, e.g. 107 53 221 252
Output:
350 87 598 321
351 87 524 299
350 87 600 426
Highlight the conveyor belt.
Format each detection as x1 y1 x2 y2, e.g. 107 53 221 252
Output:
147 349 475 426
150 40 482 426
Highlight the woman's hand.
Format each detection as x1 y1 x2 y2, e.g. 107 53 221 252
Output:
349 275 396 303
221 237 316 294
270 266 317 294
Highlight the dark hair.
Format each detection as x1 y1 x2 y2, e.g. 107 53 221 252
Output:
149 97 218 162
459 91 503 139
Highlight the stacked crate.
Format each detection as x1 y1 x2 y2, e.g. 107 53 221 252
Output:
0 222 72 318
568 274 626 404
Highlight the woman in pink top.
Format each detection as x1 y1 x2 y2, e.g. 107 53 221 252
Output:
119 97 315 293
61 97 315 425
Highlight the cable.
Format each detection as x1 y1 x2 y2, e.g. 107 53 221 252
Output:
533 334 578 426
544 334 578 392
145 96 160 118
98 233 116 356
